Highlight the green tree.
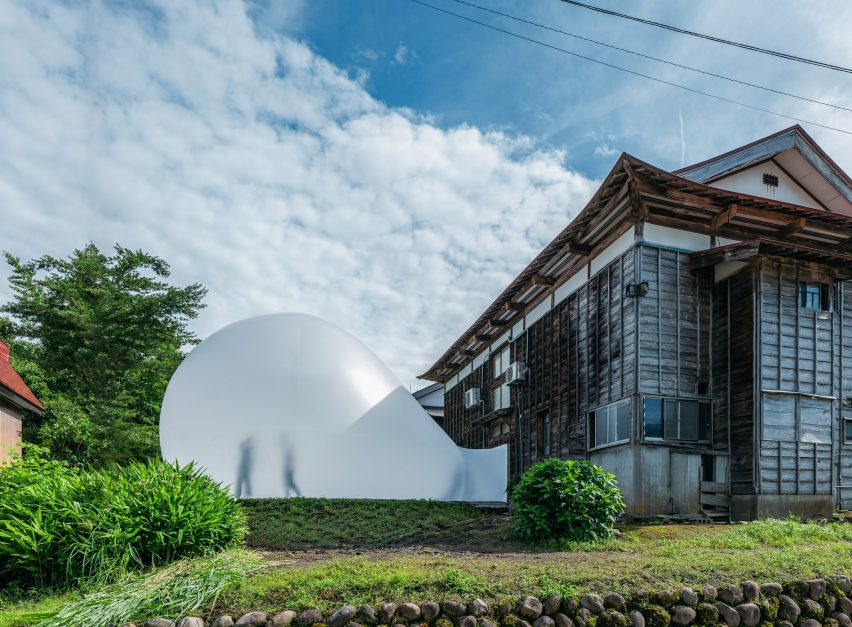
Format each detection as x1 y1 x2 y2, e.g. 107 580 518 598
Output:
1 244 207 465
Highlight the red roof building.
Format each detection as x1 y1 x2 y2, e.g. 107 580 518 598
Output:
0 339 44 463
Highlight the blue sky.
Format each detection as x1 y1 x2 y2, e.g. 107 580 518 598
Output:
1 0 851 387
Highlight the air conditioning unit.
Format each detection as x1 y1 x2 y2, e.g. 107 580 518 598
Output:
464 388 482 409
505 361 526 385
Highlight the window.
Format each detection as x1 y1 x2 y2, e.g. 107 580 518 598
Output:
492 345 511 379
589 399 631 448
645 397 711 442
845 419 852 444
493 384 510 411
536 411 551 457
491 420 510 439
799 282 830 311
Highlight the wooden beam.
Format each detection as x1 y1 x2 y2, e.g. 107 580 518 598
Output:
841 236 852 252
460 349 475 357
474 334 491 342
711 203 739 231
489 320 510 328
775 217 806 239
505 301 526 312
621 159 647 219
565 240 593 256
532 275 555 287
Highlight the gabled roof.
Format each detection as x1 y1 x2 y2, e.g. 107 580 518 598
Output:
675 125 852 212
419 138 852 383
412 381 443 400
0 340 44 414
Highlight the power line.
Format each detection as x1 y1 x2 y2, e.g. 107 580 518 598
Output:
405 0 852 136
557 0 852 75
453 0 852 114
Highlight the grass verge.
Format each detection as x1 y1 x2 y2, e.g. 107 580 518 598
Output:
241 498 488 549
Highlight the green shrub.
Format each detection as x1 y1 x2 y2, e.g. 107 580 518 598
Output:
511 458 624 544
0 448 245 589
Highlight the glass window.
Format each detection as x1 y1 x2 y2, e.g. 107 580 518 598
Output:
643 397 663 439
651 398 712 442
590 400 631 448
799 282 830 311
492 351 502 379
845 419 852 444
537 411 551 457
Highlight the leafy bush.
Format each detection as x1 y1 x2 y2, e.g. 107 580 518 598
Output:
0 448 246 589
511 458 624 544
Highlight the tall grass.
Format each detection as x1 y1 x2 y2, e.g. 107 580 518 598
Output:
40 549 262 627
0 449 246 589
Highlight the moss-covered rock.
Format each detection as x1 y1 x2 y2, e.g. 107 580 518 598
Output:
824 619 840 627
820 595 837 614
800 599 823 621
653 591 681 610
641 605 671 627
597 611 630 627
435 618 454 627
783 582 808 601
695 602 719 625
757 597 780 622
496 600 517 618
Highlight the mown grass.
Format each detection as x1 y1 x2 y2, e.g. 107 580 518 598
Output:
241 498 488 549
217 520 852 613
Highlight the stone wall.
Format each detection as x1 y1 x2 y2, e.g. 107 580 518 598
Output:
132 575 852 627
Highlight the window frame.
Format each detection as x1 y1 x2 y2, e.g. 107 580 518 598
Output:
536 410 551 458
588 399 632 451
798 281 831 312
844 418 852 445
643 395 712 444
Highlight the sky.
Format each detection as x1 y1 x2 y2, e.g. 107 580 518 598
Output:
1 0 852 388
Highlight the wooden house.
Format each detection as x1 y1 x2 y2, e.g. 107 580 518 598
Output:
0 339 44 464
419 127 852 520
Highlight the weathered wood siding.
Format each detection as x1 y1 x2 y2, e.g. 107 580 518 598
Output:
637 246 713 399
841 280 852 509
443 247 637 478
510 248 637 474
712 266 755 495
757 259 843 496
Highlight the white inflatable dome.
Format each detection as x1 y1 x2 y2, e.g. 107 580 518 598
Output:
159 313 507 501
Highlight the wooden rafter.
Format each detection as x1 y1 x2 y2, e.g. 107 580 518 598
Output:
532 275 555 287
711 203 739 231
774 217 806 239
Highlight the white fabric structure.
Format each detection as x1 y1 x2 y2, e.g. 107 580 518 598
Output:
159 314 507 501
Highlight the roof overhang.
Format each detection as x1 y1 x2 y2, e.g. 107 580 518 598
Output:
419 152 852 383
0 383 45 415
689 238 852 279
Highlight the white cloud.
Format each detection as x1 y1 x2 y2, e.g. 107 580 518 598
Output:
393 43 411 66
594 143 619 158
0 0 597 387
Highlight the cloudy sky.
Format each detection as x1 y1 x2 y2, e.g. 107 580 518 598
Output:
2 0 851 387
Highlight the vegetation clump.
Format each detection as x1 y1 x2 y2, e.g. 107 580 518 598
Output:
0 448 245 589
511 459 625 544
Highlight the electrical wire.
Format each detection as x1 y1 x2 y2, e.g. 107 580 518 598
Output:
453 0 852 114
405 0 852 136
556 0 852 75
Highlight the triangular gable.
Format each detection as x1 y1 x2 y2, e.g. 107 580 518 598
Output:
676 126 852 216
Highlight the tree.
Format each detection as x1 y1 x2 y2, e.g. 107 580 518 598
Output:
1 244 207 465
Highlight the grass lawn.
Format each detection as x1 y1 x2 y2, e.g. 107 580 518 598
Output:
219 518 852 613
3 500 851 626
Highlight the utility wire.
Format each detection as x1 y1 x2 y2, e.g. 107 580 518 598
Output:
453 0 852 114
557 0 852 75
405 0 852 136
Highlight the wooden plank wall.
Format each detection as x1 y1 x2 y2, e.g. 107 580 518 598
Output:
511 248 637 474
442 247 637 479
757 259 840 496
713 267 756 495
636 246 712 399
838 280 852 508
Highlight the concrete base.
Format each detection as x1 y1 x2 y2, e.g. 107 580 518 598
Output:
730 494 834 521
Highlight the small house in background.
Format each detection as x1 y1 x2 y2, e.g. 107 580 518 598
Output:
413 382 444 426
421 126 852 521
0 339 44 463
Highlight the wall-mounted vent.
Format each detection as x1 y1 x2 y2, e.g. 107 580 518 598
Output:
464 388 481 410
762 173 779 187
